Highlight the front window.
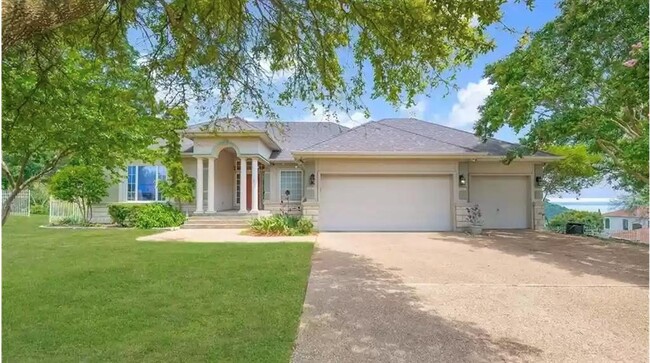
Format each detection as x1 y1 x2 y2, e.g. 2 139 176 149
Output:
623 219 629 230
280 170 303 201
604 218 610 229
126 165 167 201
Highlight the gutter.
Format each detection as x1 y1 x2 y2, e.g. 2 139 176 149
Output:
291 151 561 162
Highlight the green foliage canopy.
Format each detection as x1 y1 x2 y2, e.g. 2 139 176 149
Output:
9 0 529 117
542 145 603 198
477 0 649 198
1 35 185 224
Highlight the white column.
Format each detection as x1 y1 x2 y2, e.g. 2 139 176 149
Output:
251 158 259 213
238 157 248 213
195 157 204 214
207 157 216 213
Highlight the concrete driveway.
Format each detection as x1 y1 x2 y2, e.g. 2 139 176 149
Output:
292 231 648 362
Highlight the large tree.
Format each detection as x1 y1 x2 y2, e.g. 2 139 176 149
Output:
476 0 649 198
1 37 185 224
3 0 529 117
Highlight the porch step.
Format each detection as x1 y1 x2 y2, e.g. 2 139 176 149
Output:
181 210 272 229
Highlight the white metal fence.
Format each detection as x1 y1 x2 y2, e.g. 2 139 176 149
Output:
49 197 82 224
2 189 30 217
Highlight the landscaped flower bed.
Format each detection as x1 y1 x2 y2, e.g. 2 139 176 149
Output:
248 215 315 236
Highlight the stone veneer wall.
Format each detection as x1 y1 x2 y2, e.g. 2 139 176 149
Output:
533 200 545 231
263 200 302 216
455 202 471 230
301 201 319 228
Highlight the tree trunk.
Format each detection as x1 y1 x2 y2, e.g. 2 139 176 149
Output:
2 187 22 225
2 0 107 48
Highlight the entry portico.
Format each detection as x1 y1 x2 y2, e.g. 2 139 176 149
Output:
185 120 278 214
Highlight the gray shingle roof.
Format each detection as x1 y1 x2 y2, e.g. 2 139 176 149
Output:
182 117 552 159
182 118 348 160
298 118 552 156
186 117 261 133
300 121 473 153
249 122 348 160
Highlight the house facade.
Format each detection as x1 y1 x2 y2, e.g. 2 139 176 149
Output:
97 117 558 231
603 208 649 233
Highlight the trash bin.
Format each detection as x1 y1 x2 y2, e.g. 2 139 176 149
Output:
566 223 585 235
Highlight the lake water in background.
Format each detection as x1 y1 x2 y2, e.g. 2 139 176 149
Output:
547 198 617 213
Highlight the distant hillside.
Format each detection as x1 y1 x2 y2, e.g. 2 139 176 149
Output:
544 201 572 220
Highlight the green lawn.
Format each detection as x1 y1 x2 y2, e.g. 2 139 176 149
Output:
2 216 313 362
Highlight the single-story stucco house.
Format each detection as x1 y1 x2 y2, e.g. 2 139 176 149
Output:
603 208 649 233
93 117 558 231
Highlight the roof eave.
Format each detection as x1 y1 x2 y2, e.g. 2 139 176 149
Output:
183 130 281 151
291 151 561 161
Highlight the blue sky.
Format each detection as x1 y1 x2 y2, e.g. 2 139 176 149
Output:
132 1 617 198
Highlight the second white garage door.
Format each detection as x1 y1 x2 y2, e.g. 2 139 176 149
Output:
319 174 452 231
469 176 530 229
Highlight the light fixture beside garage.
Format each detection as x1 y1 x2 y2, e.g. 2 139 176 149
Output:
535 176 543 187
459 174 467 187
309 173 315 186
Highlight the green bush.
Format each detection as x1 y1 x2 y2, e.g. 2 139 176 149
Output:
108 203 185 229
548 210 604 233
133 203 185 229
108 204 145 227
31 204 49 215
53 216 88 226
249 215 314 236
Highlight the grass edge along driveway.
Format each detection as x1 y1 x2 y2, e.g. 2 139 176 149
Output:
3 216 313 362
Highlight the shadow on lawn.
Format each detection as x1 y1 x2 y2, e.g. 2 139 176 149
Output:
439 230 649 286
292 248 543 363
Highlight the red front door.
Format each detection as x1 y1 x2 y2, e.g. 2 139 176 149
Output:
246 174 252 210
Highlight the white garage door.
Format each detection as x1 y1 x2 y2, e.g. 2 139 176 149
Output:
469 176 530 229
319 174 452 231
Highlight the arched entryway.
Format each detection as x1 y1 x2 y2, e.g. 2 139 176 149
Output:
194 146 265 214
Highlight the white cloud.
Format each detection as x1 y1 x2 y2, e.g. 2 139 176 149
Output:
399 98 427 119
469 15 480 28
259 58 295 83
442 78 494 131
296 104 371 128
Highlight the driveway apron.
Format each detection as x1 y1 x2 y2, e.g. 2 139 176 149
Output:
291 231 648 362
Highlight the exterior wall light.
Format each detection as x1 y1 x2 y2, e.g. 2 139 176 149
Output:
459 175 466 186
535 176 543 187
309 173 315 186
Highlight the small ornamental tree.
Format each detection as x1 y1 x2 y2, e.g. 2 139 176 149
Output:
158 163 195 212
157 129 196 212
48 165 110 224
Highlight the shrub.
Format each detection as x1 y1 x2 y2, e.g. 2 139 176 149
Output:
31 204 49 215
108 204 145 227
296 217 314 235
548 210 604 233
133 203 185 229
249 215 314 236
53 216 88 226
465 204 483 226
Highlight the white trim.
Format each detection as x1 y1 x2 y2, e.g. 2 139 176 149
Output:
195 157 204 213
239 157 248 213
